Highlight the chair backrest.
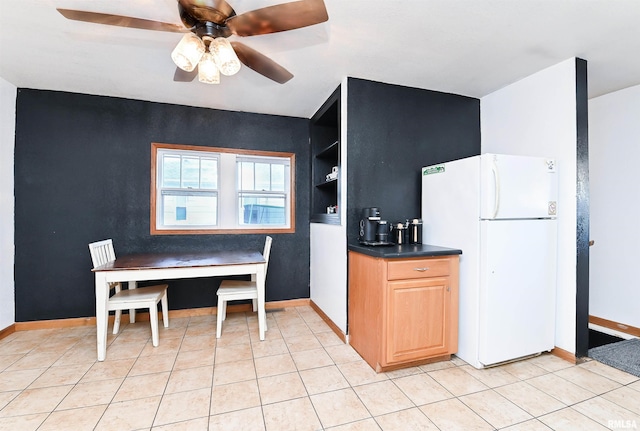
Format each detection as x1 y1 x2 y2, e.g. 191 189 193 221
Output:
89 239 116 269
263 236 273 277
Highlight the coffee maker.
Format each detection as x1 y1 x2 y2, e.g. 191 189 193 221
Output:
359 207 380 243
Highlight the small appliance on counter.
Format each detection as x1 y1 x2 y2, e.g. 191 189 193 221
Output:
359 207 393 246
359 208 422 246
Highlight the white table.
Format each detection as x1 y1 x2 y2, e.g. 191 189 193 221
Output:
92 250 266 361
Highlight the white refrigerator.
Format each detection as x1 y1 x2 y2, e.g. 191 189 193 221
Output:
422 153 558 368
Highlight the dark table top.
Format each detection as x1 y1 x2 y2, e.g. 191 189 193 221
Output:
92 250 265 271
348 243 462 259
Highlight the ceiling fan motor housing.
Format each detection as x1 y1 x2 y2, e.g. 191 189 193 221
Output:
178 3 232 38
196 21 232 39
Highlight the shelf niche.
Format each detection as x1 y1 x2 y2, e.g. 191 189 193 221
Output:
310 86 340 225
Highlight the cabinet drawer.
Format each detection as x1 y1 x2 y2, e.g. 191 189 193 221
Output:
387 258 450 280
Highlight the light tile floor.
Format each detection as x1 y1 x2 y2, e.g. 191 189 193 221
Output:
1 306 639 430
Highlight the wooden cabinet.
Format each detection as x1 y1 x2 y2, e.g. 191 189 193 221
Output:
348 251 459 372
310 86 340 224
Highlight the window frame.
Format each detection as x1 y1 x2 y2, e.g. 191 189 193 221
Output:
151 142 296 235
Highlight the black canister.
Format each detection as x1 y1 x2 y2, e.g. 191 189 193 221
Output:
409 218 423 244
392 222 408 244
376 220 389 243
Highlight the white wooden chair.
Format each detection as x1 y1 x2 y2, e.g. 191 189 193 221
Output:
216 236 272 338
89 239 169 347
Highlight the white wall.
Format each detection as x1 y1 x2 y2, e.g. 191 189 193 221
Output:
0 77 16 330
481 58 579 354
310 223 347 332
589 84 640 330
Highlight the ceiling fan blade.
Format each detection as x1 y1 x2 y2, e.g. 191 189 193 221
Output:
231 42 293 84
173 67 198 82
226 0 328 37
178 0 235 25
57 9 187 33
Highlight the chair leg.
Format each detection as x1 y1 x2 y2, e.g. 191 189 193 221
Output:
112 283 122 335
128 281 137 323
160 292 169 328
221 299 227 321
113 310 122 335
216 298 225 339
150 304 159 347
252 298 257 312
258 308 266 341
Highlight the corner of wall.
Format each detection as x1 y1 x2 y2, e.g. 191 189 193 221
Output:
0 76 17 328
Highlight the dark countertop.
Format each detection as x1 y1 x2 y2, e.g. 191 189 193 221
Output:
348 243 462 259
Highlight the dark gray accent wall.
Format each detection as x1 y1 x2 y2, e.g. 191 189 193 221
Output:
345 78 481 243
14 89 310 322
575 58 590 358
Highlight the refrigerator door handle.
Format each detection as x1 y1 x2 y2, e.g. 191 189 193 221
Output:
492 159 501 219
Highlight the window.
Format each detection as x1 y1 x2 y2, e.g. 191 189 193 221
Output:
151 143 295 234
158 150 219 227
237 157 288 225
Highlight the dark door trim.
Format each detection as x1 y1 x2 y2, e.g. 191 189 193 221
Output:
575 57 590 358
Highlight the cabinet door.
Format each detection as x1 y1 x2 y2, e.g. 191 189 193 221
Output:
385 277 450 364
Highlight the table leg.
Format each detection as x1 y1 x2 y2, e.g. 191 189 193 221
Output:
128 280 137 323
256 263 267 341
95 272 109 361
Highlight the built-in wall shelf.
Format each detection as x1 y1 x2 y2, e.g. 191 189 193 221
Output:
310 86 341 224
316 141 339 159
311 213 340 224
316 177 338 188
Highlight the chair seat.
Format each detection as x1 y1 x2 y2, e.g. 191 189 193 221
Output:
108 284 168 306
217 281 258 300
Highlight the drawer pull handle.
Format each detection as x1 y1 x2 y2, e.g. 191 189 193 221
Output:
413 267 430 272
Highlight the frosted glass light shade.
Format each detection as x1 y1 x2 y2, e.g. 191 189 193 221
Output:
210 38 241 76
171 33 205 72
198 53 220 84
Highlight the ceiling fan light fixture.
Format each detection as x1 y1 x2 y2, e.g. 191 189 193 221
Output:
209 38 241 76
198 52 220 84
171 33 205 72
58 0 331 84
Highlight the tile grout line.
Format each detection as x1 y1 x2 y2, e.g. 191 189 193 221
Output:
292 307 333 430
2 307 640 431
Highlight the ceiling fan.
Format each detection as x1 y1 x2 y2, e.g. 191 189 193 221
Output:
57 0 329 84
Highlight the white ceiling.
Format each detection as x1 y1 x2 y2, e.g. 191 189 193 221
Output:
1 0 639 118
